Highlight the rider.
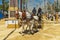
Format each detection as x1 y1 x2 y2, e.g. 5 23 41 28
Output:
37 8 42 21
22 10 26 20
32 7 36 16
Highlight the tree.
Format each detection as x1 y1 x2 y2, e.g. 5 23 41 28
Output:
53 0 60 12
2 0 5 14
0 5 3 9
2 0 9 12
22 0 25 9
4 1 9 11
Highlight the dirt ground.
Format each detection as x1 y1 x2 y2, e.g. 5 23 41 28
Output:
0 19 60 40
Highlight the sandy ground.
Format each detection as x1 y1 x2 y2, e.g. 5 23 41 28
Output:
0 19 60 40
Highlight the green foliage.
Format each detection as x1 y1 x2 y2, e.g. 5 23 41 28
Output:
52 1 60 12
55 7 60 12
0 5 2 9
2 0 9 11
47 1 60 13
4 1 9 11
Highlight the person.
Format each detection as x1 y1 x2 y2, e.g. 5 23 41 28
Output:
26 11 31 20
4 11 8 18
18 11 22 27
15 10 19 19
37 8 42 21
19 10 26 35
19 11 22 19
50 13 54 21
32 7 36 16
37 8 43 29
37 8 42 16
22 10 26 20
55 12 58 21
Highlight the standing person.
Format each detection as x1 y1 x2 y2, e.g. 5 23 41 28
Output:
55 12 58 22
32 7 36 16
51 14 53 21
15 10 19 19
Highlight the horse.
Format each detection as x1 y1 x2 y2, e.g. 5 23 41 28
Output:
19 11 41 34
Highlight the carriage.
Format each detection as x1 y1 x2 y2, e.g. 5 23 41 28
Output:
18 11 42 35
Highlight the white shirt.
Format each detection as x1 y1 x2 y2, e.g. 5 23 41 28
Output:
26 12 31 19
19 12 22 18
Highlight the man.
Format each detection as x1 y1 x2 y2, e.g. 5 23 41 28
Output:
22 10 26 20
38 8 42 16
19 11 22 19
37 8 42 21
15 11 19 19
26 11 31 19
32 7 36 16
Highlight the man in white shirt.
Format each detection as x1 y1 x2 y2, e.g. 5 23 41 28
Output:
26 12 31 19
19 11 22 19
